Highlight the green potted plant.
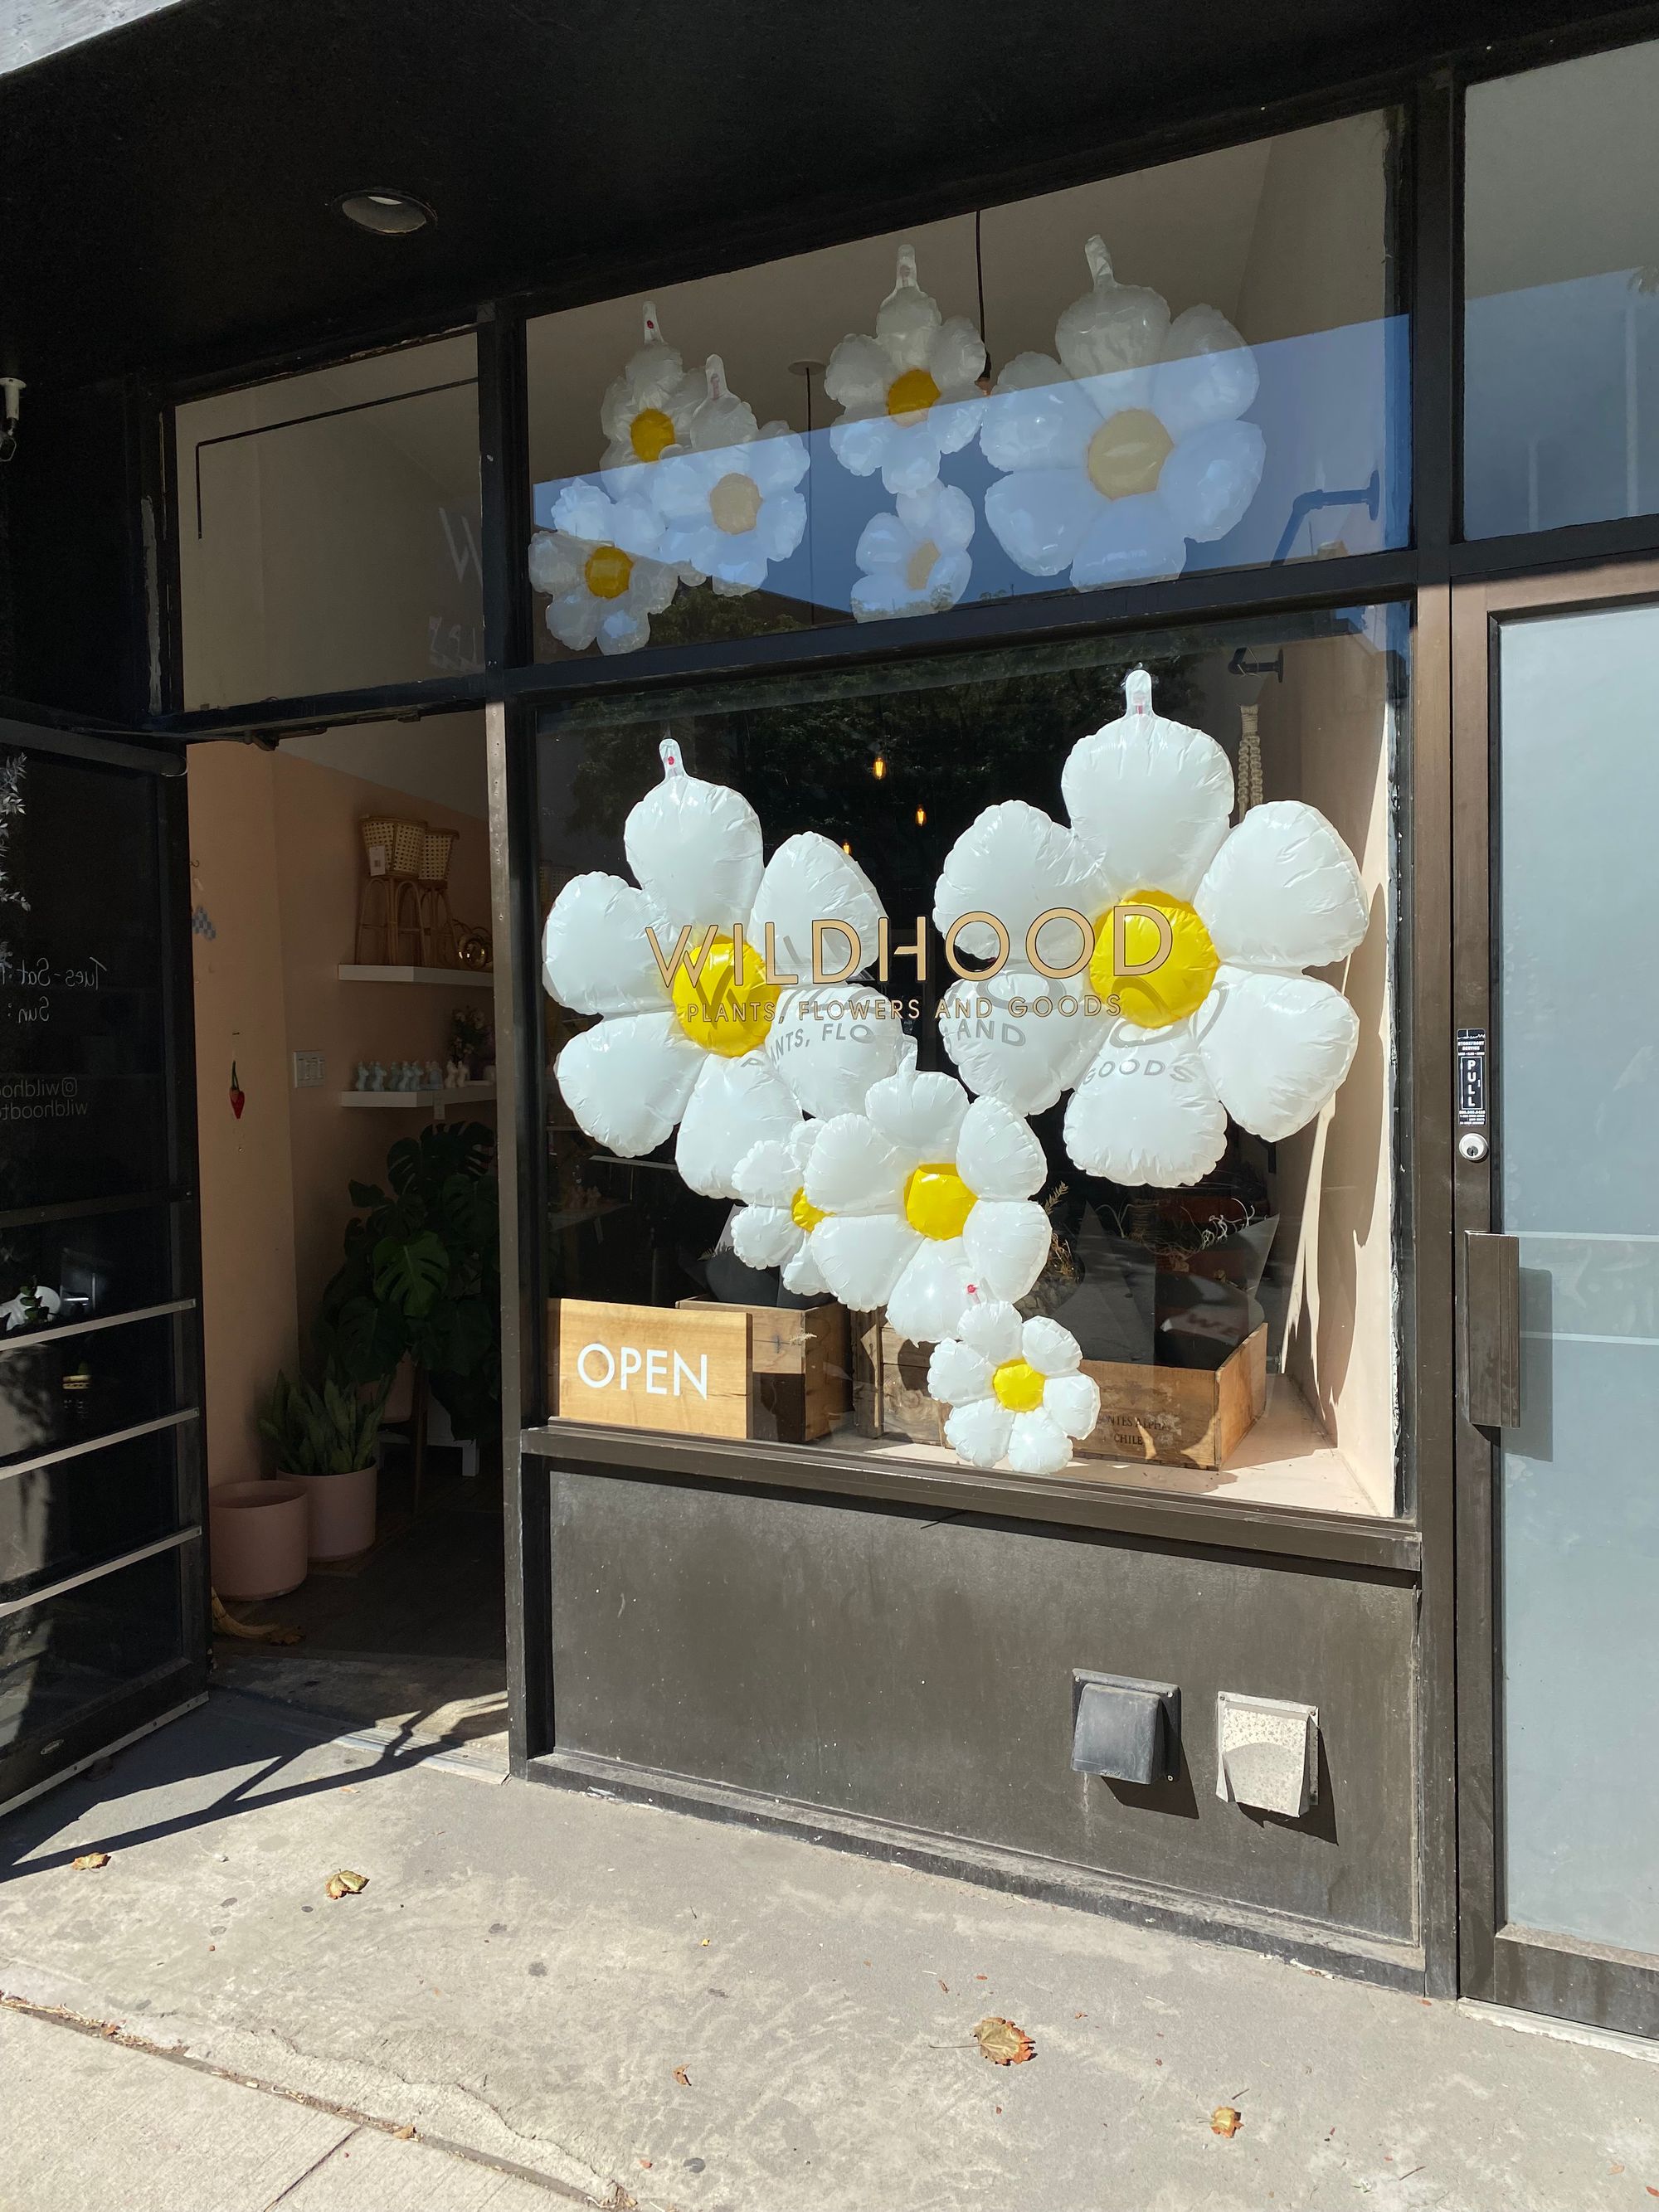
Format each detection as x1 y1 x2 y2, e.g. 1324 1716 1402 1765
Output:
259 1368 388 1561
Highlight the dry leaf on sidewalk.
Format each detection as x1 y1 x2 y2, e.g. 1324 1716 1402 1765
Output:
325 1869 368 1900
392 2126 415 2141
71 1853 109 1870
673 2065 690 2087
973 2017 1035 2065
1210 2106 1243 2137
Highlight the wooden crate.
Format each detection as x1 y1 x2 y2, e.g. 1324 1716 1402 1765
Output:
550 1297 750 1438
677 1300 849 1442
1075 1324 1267 1470
846 1322 951 1447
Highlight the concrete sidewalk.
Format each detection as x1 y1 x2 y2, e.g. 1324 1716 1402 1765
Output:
0 1690 1653 2212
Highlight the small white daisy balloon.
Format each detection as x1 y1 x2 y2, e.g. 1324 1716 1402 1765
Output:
928 1299 1101 1476
980 236 1265 591
933 666 1368 1187
826 243 986 497
598 301 708 499
729 1121 830 1295
529 481 683 657
651 357 810 596
850 480 975 622
800 1046 1053 1346
543 742 904 1199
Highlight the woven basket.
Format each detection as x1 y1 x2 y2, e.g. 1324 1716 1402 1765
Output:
418 828 455 883
360 815 425 878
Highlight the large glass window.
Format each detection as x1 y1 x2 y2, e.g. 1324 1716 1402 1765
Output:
535 606 1407 1517
176 336 483 707
1465 39 1659 537
525 113 1405 662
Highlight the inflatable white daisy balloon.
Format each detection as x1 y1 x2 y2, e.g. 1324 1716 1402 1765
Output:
529 481 683 657
544 742 904 1199
928 1299 1101 1476
850 480 975 622
729 1121 830 1295
598 301 708 499
800 1047 1053 1346
651 357 810 596
826 243 986 497
933 667 1368 1188
980 236 1265 591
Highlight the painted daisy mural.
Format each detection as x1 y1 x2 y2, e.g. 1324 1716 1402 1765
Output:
980 236 1266 591
651 357 810 596
933 667 1369 1188
826 243 986 497
928 1300 1101 1476
542 742 905 1201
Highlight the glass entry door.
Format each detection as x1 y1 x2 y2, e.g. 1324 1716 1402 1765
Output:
1454 576 1659 2037
0 714 207 1814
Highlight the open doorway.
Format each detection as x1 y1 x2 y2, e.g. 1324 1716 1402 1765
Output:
184 712 505 1762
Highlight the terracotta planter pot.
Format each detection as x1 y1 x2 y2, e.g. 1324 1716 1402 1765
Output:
290 1461 378 1561
210 1479 309 1600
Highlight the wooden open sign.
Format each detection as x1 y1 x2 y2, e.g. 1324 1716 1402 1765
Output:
551 1298 751 1437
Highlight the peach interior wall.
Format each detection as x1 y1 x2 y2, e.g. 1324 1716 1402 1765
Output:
187 738 493 1485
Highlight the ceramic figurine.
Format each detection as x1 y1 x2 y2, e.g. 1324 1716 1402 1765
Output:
367 1061 386 1091
425 1059 444 1091
353 1061 371 1091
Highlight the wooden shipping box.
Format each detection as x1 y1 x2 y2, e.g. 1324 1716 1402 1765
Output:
1074 1324 1267 1470
677 1299 850 1442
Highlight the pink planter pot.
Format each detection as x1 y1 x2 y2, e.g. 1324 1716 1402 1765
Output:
291 1461 378 1561
209 1479 309 1600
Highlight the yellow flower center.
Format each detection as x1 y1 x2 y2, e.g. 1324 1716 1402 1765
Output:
669 933 777 1058
902 1162 976 1242
1088 889 1219 1029
708 471 763 536
791 1187 826 1234
582 543 635 600
629 406 677 463
886 367 941 423
904 537 941 591
1086 408 1175 500
991 1357 1047 1414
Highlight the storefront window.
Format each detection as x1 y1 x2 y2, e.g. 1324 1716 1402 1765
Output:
536 606 1407 1517
176 336 483 707
524 112 1405 661
1465 39 1659 537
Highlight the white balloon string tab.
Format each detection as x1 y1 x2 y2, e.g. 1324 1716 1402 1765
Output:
1083 235 1114 284
705 354 727 401
1124 666 1154 718
658 735 684 780
642 300 662 344
893 241 919 292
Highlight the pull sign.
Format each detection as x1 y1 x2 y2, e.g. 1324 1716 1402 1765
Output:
1457 1028 1487 1126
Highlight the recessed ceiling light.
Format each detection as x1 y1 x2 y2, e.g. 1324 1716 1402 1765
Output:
335 189 434 237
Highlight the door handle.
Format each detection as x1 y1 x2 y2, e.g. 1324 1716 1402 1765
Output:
1463 1232 1520 1429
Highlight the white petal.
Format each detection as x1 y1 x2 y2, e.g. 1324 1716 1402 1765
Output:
849 571 914 622
886 1238 975 1346
959 1299 1022 1364
983 467 1100 578
748 430 810 496
979 354 1097 473
1155 419 1266 545
766 989 907 1121
937 965 1102 1116
781 1241 830 1296
1152 306 1260 439
555 1013 703 1158
932 800 1116 965
824 333 893 413
861 1055 969 1162
830 413 900 481
1068 492 1189 590
1020 1315 1083 1377
605 494 666 559
956 1095 1047 1201
547 587 601 652
625 770 764 931
752 488 807 562
878 421 950 498
542 874 670 1016
1006 1408 1074 1477
854 510 912 576
962 1198 1052 1302
926 315 987 391
550 480 615 542
1063 1020 1228 1188
595 606 651 656
750 832 884 976
1196 967 1360 1142
927 1336 994 1406
928 551 973 609
732 1204 802 1271
897 480 975 553
1042 1369 1102 1440
1063 693 1233 902
528 530 583 596
803 1114 909 1217
945 1395 1014 1470
1194 803 1370 970
812 1210 922 1308
732 1138 800 1210
675 1053 800 1200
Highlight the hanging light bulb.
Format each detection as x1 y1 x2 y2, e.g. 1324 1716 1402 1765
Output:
872 756 886 781
914 807 927 826
841 841 852 856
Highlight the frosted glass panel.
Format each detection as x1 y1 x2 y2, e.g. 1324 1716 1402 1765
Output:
1497 604 1659 1954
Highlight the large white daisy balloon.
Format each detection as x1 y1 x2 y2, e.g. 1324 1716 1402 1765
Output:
929 1300 1101 1475
729 1121 830 1295
650 357 810 596
850 480 975 622
598 301 708 500
980 236 1265 591
529 481 682 657
933 667 1368 1188
800 1047 1053 1345
544 742 904 1199
826 243 986 497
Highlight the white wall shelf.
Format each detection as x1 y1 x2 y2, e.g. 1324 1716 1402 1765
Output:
337 964 494 987
338 1083 497 1119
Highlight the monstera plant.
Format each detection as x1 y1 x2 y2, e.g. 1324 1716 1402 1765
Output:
314 1121 500 1442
